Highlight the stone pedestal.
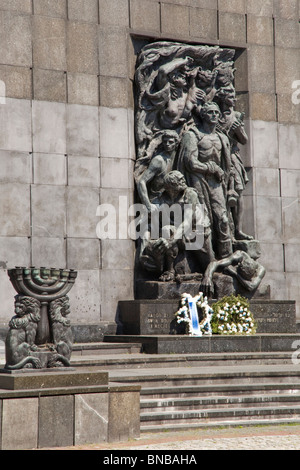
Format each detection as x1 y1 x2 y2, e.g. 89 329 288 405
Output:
0 369 140 449
118 299 297 336
135 276 271 301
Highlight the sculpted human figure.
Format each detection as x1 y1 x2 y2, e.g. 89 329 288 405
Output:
200 250 266 298
177 101 233 260
5 296 42 370
139 170 212 281
153 56 198 130
217 86 253 240
136 130 180 213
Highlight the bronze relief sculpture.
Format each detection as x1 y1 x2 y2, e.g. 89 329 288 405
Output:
134 41 265 295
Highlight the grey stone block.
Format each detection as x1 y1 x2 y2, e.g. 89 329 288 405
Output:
273 0 299 19
282 197 300 244
99 76 129 108
0 0 32 14
100 268 134 321
101 158 134 190
31 185 66 238
0 65 32 100
247 15 274 45
0 98 32 152
277 93 300 125
31 237 66 269
33 153 67 185
101 239 135 270
68 0 99 22
66 104 99 156
161 3 190 37
285 244 300 273
218 0 245 13
190 8 218 40
278 124 300 170
67 21 98 74
67 270 101 324
259 242 285 273
0 11 32 67
74 393 109 445
33 0 67 18
33 69 67 103
255 196 282 243
0 370 108 390
0 183 30 237
250 93 277 121
248 45 275 93
218 12 246 43
66 186 100 238
191 0 218 8
275 47 300 95
246 0 273 16
68 155 100 188
254 168 280 197
100 187 134 208
263 272 288 302
72 322 117 342
32 16 66 71
234 50 249 93
280 169 300 198
0 150 31 184
99 0 129 27
99 107 130 159
286 273 300 318
210 335 261 353
98 26 128 77
241 194 255 239
275 19 299 49
0 270 16 326
38 395 73 448
67 73 99 106
1 398 38 450
67 238 101 270
251 120 279 168
130 0 160 32
32 101 66 155
0 237 30 269
108 390 140 442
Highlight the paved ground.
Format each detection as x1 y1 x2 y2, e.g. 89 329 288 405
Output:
41 424 300 451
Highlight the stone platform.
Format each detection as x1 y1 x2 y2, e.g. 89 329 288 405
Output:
104 333 300 354
0 368 140 450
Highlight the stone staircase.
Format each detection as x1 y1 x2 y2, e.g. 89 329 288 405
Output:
70 340 300 433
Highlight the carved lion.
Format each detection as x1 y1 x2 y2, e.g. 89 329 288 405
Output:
48 295 73 365
5 296 42 370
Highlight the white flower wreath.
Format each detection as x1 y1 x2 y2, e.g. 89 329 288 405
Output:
175 292 214 336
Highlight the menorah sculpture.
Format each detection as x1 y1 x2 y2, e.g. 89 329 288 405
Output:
4 267 78 370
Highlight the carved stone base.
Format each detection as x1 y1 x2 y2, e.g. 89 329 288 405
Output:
118 299 296 336
135 273 270 301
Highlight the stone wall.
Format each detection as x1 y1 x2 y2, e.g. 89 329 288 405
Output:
0 0 299 333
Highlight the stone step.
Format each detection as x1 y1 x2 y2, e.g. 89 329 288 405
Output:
140 393 300 412
71 350 295 369
140 404 300 427
141 417 300 434
104 333 300 354
107 364 300 388
140 382 300 399
72 342 142 356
